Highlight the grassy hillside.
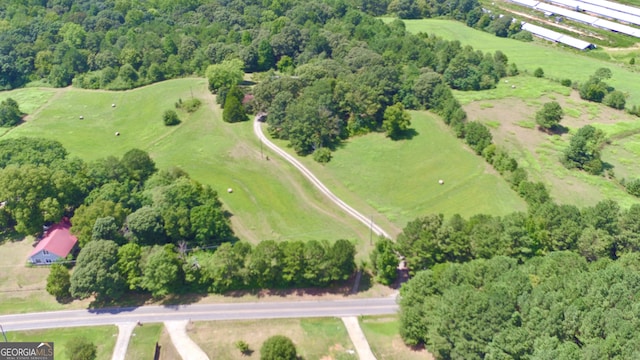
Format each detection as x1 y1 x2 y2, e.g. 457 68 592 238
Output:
390 18 640 106
290 111 527 229
0 79 367 247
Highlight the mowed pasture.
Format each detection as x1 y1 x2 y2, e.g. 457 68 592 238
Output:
462 75 640 208
6 325 117 360
0 79 367 248
292 111 526 228
391 18 640 106
188 318 357 359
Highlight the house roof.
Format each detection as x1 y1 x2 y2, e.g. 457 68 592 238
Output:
29 221 78 258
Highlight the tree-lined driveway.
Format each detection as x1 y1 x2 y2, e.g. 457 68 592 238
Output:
0 297 398 331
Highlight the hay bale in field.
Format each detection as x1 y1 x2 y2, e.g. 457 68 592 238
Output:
115 132 120 136
438 179 444 185
227 188 233 193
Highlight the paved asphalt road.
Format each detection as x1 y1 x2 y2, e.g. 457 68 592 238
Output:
0 297 398 331
253 117 391 239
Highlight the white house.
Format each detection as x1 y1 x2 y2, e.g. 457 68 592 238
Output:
28 220 77 265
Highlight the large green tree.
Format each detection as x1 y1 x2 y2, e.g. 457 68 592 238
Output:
46 263 71 300
205 59 244 93
535 101 563 131
70 240 125 302
382 103 412 139
140 245 181 298
222 85 248 123
0 98 23 126
562 125 607 174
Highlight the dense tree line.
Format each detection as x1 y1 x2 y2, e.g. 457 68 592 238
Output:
399 252 640 359
381 198 640 277
59 237 356 301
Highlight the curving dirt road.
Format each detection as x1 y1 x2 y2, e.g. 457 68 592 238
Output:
253 117 391 239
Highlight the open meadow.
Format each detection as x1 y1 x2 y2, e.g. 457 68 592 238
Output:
5 325 117 360
286 111 527 228
188 318 357 359
390 18 640 106
461 75 640 208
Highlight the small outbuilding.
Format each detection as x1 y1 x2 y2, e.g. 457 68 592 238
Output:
28 220 77 265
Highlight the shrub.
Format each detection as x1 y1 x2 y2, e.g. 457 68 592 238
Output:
313 147 332 163
175 98 202 113
66 337 97 360
261 335 297 360
235 340 250 355
533 67 544 78
625 178 640 197
561 79 572 87
163 109 181 126
603 90 626 110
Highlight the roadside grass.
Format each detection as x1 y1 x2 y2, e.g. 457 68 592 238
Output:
189 318 357 360
291 111 526 229
158 326 181 360
6 326 117 360
125 323 164 360
1 79 366 246
389 18 640 106
359 315 433 360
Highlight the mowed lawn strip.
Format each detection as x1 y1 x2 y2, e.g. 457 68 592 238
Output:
188 318 357 359
293 111 526 229
6 326 117 360
388 18 640 106
359 315 434 360
1 79 366 246
124 323 164 360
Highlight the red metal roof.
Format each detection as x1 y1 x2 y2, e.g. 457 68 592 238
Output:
29 221 78 258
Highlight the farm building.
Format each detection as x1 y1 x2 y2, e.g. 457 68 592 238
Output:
28 220 77 265
521 23 595 49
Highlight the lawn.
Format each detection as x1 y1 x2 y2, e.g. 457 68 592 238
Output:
292 111 526 230
386 18 640 106
189 318 357 359
359 316 433 360
5 326 117 360
125 323 164 360
0 79 366 246
0 236 92 315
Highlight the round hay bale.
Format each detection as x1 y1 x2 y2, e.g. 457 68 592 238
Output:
111 103 116 108
227 188 233 193
79 115 84 119
511 85 516 89
438 179 444 185
115 132 120 136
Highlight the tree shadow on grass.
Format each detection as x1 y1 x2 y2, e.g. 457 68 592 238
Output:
0 229 24 245
538 125 569 135
389 128 419 141
160 292 206 307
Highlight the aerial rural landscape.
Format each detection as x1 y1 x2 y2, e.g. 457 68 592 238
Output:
1 0 640 359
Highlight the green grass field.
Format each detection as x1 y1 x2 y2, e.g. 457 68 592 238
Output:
125 323 164 360
294 111 526 228
0 80 367 248
388 18 640 106
359 316 432 360
189 318 357 359
6 326 117 360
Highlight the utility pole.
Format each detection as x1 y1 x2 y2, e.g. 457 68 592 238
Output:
0 324 7 342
